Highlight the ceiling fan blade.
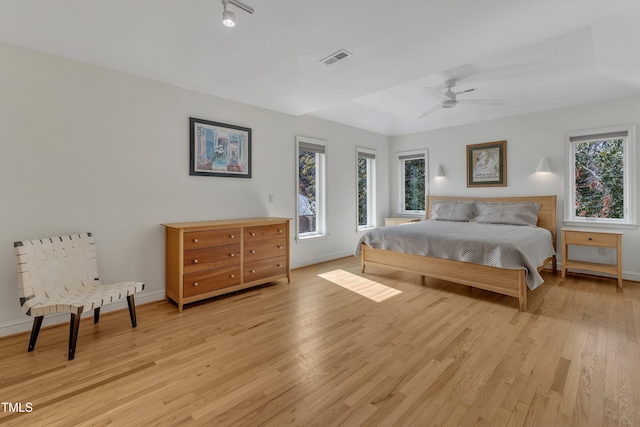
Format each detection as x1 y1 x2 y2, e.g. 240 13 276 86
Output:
456 99 504 105
425 87 451 102
417 104 442 119
455 87 477 95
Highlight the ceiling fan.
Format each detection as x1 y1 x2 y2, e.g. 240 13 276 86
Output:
418 79 504 118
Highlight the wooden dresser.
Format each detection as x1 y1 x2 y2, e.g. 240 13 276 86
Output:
161 217 290 311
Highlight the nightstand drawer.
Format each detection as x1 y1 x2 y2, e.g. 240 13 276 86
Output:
564 231 618 248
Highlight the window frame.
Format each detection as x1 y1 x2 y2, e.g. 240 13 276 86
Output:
565 124 636 228
356 147 377 231
397 149 429 215
296 136 328 239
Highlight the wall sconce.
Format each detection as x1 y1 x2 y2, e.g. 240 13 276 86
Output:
535 158 551 173
435 164 445 177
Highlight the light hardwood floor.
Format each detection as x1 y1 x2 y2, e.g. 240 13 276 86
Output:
1 257 638 426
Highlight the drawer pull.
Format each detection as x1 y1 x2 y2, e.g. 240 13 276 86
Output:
250 250 256 254
588 237 593 240
251 232 256 236
230 253 235 257
230 234 235 239
193 238 199 243
251 269 256 273
193 259 199 264
193 282 199 287
277 264 283 267
230 274 235 278
278 229 283 233
277 245 283 249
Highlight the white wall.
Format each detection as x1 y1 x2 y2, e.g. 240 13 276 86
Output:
390 95 640 281
0 42 390 336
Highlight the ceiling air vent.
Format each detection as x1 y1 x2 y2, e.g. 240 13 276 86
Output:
320 49 353 66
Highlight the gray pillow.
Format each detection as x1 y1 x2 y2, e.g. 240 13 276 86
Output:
471 201 541 226
430 200 475 222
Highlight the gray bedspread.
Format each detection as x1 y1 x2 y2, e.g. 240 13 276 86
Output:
355 220 556 290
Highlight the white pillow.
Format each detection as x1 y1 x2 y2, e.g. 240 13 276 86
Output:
471 201 540 226
430 200 475 222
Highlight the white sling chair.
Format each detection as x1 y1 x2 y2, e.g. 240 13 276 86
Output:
14 233 144 360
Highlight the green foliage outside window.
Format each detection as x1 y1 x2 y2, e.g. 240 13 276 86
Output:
404 159 425 211
298 151 317 233
358 158 368 226
574 138 624 219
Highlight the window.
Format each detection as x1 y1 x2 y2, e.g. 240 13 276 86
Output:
296 137 327 238
398 150 428 214
566 125 636 227
357 147 376 229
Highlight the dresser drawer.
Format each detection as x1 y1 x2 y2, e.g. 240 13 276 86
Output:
244 238 287 262
244 223 286 242
183 244 240 274
183 266 241 297
244 256 287 282
564 231 618 248
184 228 240 250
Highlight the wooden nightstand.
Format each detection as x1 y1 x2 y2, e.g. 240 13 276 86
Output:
561 227 623 288
385 217 421 226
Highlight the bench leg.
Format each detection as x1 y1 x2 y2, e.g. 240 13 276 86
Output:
127 295 138 328
28 316 44 352
68 312 82 361
94 307 100 324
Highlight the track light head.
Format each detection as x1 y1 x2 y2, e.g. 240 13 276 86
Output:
221 0 254 28
222 9 236 27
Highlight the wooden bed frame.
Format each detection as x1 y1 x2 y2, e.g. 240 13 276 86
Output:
361 195 557 311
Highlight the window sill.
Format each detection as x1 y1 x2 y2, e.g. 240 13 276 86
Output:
562 220 638 230
297 233 329 241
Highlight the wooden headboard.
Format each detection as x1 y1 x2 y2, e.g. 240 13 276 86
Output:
426 195 557 249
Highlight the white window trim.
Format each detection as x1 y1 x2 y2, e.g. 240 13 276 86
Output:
296 136 328 240
397 149 429 215
356 147 377 231
564 124 637 229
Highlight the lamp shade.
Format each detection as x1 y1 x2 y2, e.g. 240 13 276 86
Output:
435 164 445 177
536 158 551 173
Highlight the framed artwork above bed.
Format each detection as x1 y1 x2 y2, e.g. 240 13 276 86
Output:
467 140 506 187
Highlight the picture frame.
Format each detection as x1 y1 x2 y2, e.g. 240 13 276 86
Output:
189 117 252 178
466 140 507 187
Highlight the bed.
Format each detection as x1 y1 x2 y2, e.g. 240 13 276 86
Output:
359 195 557 311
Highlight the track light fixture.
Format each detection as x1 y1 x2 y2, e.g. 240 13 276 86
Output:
221 0 254 28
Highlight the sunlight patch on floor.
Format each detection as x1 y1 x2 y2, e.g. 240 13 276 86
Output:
318 269 402 302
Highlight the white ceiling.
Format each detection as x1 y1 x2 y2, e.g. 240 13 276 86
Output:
2 0 640 136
